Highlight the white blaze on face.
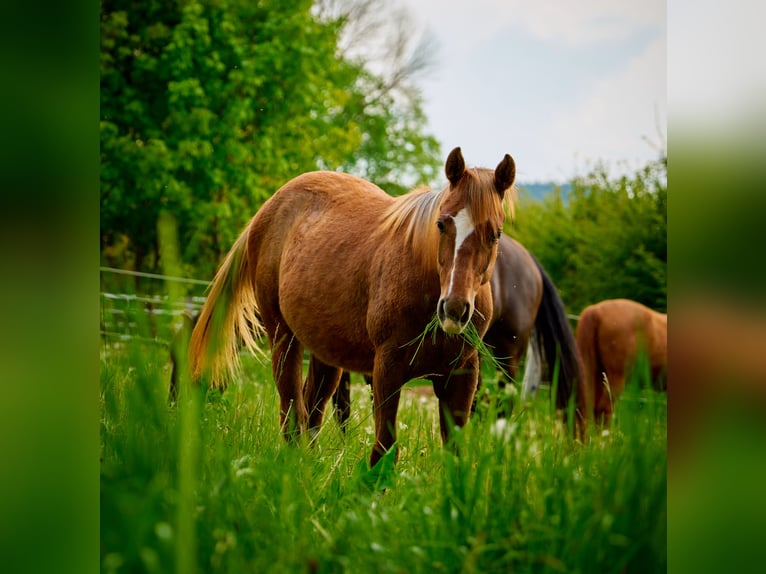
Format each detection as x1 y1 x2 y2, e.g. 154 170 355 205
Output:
447 208 475 296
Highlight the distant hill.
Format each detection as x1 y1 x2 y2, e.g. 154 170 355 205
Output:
516 182 572 203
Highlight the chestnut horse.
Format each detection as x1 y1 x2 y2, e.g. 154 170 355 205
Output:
576 298 667 426
189 148 541 467
332 234 583 423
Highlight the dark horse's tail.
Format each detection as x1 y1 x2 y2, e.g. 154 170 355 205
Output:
530 255 585 429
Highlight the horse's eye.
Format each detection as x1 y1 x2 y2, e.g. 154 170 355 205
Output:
437 220 445 233
493 229 502 243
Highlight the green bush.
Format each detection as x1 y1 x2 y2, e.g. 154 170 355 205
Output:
512 159 667 314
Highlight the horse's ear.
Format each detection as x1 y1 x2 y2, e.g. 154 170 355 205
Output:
445 147 466 186
494 154 516 195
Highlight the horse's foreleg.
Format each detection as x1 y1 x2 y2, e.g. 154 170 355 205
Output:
371 386 402 468
304 356 342 439
433 355 480 449
594 370 619 426
271 329 307 442
370 354 404 468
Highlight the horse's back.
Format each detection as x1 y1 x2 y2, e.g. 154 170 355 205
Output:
488 235 542 334
254 171 391 228
248 170 391 296
249 171 393 373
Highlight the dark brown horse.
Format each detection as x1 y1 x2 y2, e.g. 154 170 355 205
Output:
332 234 583 424
188 148 537 467
576 298 667 426
486 235 582 408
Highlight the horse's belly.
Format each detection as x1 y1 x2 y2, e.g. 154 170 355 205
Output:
277 254 375 373
287 309 375 373
311 341 375 375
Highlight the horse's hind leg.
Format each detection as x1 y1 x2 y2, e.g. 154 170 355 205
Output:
304 355 342 438
270 325 307 441
594 371 622 427
332 371 352 430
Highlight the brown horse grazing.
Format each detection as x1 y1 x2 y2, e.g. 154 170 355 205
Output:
332 235 583 424
576 298 667 426
189 147 521 467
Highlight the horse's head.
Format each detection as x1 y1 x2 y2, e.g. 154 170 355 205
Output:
436 147 515 334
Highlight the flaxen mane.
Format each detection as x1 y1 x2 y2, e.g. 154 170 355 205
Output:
377 186 443 273
378 169 514 273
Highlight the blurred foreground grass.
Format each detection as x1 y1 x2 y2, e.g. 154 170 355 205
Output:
100 337 666 573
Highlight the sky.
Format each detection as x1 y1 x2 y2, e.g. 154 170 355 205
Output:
397 0 666 184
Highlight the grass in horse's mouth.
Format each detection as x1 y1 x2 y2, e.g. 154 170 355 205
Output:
405 314 440 365
405 314 509 379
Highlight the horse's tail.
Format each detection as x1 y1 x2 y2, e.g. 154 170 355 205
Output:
529 256 585 422
188 220 265 387
575 306 599 428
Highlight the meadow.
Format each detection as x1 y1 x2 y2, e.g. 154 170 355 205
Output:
100 333 666 573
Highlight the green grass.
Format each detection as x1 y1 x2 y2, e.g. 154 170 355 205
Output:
405 313 509 379
100 335 666 573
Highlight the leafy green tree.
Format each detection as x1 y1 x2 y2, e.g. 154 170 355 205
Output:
101 0 440 278
511 159 667 314
314 0 442 194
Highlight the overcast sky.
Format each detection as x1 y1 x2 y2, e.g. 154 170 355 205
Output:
398 0 666 184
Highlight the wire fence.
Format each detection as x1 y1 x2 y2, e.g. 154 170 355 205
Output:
100 266 209 346
98 268 664 407
100 266 211 286
99 266 579 347
99 267 662 409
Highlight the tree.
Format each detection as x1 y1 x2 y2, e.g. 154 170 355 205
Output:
101 0 440 278
314 0 441 193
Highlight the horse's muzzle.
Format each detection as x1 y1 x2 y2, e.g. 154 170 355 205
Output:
438 298 472 334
